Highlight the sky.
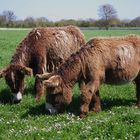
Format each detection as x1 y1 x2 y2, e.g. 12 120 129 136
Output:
0 0 140 21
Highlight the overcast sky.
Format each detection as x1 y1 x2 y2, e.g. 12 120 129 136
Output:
0 0 140 21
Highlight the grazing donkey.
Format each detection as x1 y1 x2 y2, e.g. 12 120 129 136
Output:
37 35 140 117
0 26 85 103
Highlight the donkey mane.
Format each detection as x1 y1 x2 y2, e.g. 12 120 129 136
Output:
10 29 40 66
57 44 93 86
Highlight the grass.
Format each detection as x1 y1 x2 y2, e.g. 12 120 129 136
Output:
0 29 140 140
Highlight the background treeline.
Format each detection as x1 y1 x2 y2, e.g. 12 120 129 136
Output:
0 10 140 28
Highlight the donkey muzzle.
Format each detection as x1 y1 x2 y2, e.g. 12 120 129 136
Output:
12 91 22 103
45 102 58 115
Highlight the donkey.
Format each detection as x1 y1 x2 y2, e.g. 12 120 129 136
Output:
0 26 85 103
36 35 140 117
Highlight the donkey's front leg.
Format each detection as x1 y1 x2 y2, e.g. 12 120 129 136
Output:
80 80 100 118
34 57 46 101
35 75 44 101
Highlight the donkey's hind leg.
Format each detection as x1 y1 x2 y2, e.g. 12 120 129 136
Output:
134 76 140 108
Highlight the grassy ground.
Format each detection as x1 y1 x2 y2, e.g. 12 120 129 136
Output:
0 29 140 140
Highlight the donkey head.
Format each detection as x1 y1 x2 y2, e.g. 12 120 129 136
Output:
0 64 32 103
36 73 72 114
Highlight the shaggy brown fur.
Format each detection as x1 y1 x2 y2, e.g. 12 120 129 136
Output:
0 26 85 102
37 35 140 117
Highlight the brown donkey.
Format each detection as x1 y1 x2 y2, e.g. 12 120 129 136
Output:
0 26 85 103
37 35 140 117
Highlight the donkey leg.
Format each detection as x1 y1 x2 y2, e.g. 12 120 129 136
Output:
35 77 44 101
90 90 101 113
80 91 92 118
80 81 100 118
134 77 140 108
35 57 46 101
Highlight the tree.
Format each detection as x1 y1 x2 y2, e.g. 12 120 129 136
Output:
119 19 130 27
24 17 35 27
36 17 48 27
0 15 6 27
98 4 117 30
130 16 140 27
95 20 106 29
2 10 16 27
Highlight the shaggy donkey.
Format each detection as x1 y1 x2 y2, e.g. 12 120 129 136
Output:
0 26 85 102
37 35 140 117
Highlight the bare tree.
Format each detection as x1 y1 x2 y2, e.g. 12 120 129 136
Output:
98 4 117 30
2 10 16 26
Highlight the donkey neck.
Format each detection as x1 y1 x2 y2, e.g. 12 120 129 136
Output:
10 43 30 67
58 49 87 88
59 63 82 88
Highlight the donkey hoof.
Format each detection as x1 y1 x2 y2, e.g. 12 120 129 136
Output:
92 107 101 113
79 113 87 118
35 96 41 102
13 99 21 104
136 103 140 108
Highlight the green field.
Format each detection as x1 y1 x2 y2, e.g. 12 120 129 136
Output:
0 29 140 140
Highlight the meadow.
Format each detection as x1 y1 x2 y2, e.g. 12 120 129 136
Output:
0 29 140 140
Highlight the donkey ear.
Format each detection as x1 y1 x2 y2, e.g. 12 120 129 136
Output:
1 64 33 77
0 69 7 78
43 75 61 87
36 72 53 81
20 66 33 76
